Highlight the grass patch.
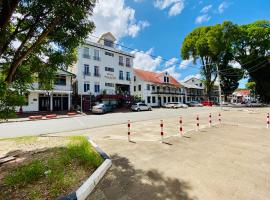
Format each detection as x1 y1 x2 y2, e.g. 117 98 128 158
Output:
0 136 103 199
0 136 38 143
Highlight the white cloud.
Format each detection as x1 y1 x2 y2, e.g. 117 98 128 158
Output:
154 0 185 16
218 1 229 13
162 65 181 80
132 48 162 71
200 4 212 13
179 59 193 69
183 74 201 81
195 14 211 24
165 57 178 67
92 0 149 40
168 1 184 16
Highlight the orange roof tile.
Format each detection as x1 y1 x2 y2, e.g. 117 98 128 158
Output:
134 68 181 87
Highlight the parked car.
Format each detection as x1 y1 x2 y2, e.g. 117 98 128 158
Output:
131 103 152 111
246 101 264 107
202 101 214 107
173 102 188 108
92 103 113 114
164 102 176 108
188 101 203 107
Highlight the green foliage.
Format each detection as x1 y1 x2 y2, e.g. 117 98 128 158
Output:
68 136 103 168
233 20 270 102
4 160 45 186
0 83 25 121
3 136 103 198
246 81 256 97
0 0 96 85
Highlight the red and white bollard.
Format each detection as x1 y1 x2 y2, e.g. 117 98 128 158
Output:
160 120 164 143
128 120 131 142
196 115 200 132
267 113 269 129
209 113 212 127
179 116 183 136
218 113 221 124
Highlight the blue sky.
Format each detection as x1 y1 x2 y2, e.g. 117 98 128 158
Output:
92 0 270 87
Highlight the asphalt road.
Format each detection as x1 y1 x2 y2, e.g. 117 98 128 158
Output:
0 107 220 138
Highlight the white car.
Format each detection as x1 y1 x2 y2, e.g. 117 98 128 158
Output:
173 102 188 108
164 102 176 108
131 103 152 111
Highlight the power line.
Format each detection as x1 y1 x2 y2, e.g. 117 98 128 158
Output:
88 34 269 74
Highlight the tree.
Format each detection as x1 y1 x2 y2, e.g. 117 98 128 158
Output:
232 20 270 103
181 21 249 101
181 26 218 100
219 67 244 101
0 0 96 84
0 0 96 119
246 81 256 98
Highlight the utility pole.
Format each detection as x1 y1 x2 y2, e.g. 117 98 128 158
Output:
89 91 92 111
216 64 222 109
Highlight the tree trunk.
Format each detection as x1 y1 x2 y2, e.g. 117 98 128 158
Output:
0 0 19 30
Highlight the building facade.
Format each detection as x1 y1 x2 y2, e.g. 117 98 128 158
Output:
73 32 134 110
133 69 185 107
182 77 220 103
17 69 74 112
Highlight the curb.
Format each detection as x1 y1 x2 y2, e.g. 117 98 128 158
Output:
59 137 112 200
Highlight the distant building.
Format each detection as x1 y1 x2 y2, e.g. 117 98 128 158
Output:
182 77 220 103
133 69 185 107
17 69 75 112
72 32 134 110
231 90 251 103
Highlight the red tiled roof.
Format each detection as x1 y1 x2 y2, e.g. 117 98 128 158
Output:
235 90 250 96
134 68 181 87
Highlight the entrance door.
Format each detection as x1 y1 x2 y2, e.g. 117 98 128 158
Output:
53 97 62 111
62 97 69 110
39 96 50 111
158 97 162 107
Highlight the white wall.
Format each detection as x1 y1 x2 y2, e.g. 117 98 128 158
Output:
76 43 134 96
133 78 185 107
16 92 39 112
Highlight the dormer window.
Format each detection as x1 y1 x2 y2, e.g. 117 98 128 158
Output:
163 76 169 83
104 39 114 47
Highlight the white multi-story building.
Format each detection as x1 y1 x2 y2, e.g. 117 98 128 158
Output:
17 69 74 112
182 77 219 103
73 32 134 110
180 77 204 103
133 69 185 107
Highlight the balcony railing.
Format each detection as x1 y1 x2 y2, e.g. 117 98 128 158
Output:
126 63 131 67
119 62 124 66
152 90 184 95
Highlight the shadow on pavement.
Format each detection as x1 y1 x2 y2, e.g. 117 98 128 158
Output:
88 154 197 200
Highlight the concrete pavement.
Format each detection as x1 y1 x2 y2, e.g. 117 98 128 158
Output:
0 107 220 138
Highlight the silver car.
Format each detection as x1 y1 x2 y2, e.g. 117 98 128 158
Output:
131 103 152 111
92 104 112 114
173 102 188 108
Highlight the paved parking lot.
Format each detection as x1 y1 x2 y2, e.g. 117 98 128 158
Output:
1 107 270 199
71 107 270 200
